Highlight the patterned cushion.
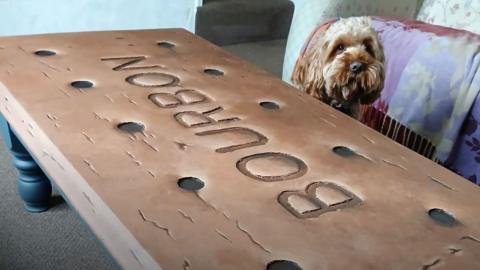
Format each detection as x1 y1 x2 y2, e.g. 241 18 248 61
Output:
417 0 480 35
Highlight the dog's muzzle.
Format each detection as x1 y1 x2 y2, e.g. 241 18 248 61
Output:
350 61 364 73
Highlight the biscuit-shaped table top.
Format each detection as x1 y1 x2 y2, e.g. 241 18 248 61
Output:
0 29 479 270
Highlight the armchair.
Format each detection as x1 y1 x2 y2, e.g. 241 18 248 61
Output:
283 0 480 184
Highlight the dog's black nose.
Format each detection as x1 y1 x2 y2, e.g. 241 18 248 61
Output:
350 62 363 73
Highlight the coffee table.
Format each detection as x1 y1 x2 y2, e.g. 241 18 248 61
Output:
0 29 479 270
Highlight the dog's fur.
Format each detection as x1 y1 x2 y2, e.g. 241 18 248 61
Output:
292 17 385 118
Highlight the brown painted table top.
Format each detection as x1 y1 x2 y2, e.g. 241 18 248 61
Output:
0 29 480 270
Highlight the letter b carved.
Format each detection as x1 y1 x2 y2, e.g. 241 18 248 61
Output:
278 182 362 218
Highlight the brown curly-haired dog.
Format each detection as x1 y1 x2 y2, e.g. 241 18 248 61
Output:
292 17 385 118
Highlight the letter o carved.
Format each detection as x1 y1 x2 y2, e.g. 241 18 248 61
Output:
236 152 307 181
126 72 179 87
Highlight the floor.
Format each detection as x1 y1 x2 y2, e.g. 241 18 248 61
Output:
0 139 120 270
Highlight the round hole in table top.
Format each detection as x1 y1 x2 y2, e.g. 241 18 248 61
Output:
204 68 224 76
70 80 94 89
260 101 280 110
332 146 356 158
157 41 175 49
428 208 456 226
177 177 205 191
34 50 56 56
267 260 303 270
117 122 145 134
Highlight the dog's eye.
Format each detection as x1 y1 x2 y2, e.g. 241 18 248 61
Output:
335 44 345 53
363 42 375 57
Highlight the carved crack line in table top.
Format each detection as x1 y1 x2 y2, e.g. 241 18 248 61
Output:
137 209 175 240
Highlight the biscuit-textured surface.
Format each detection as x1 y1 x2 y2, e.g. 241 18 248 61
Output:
0 29 479 270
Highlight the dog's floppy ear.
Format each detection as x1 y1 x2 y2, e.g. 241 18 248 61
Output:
360 68 384 104
292 41 327 99
360 86 382 104
361 40 385 105
292 19 337 99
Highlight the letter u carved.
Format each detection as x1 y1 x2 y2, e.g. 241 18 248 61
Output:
196 127 268 153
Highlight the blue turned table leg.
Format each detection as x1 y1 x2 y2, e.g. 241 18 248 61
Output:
0 115 52 212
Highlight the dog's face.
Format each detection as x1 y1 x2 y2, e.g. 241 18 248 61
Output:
293 17 385 117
